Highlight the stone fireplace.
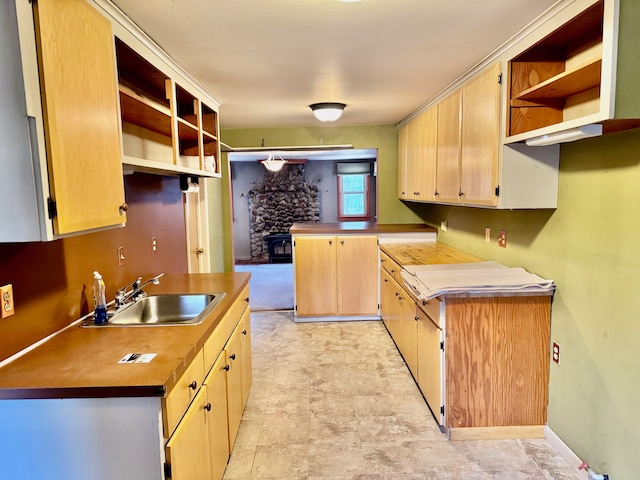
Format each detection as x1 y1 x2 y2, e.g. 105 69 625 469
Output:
248 165 319 262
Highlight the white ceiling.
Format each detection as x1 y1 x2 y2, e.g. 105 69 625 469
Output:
111 0 560 130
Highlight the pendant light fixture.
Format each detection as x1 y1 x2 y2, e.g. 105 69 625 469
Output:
261 151 287 172
309 102 346 122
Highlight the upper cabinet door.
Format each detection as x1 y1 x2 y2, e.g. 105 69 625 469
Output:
435 90 462 204
34 0 125 234
460 62 501 206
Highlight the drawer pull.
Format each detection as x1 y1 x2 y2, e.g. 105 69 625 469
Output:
422 300 427 306
329 240 333 246
224 365 230 371
340 240 344 246
189 381 197 390
242 329 247 335
244 297 250 303
204 403 212 412
415 316 419 321
230 354 236 360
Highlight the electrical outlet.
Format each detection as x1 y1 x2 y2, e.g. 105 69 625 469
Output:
485 227 491 243
1 284 15 318
498 230 507 248
118 246 125 267
552 342 560 364
152 237 158 253
441 219 448 232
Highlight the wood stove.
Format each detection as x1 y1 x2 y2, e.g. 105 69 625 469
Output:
264 233 292 263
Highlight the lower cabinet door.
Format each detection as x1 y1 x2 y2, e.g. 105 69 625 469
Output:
225 324 244 450
239 310 252 410
416 310 443 423
165 387 211 480
205 353 230 480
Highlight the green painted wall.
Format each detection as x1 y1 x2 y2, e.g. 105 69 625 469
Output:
413 129 640 479
217 124 639 477
221 125 422 225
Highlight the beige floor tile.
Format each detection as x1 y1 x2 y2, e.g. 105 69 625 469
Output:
310 413 361 444
308 442 366 476
361 441 425 475
234 419 263 446
223 444 256 478
465 439 540 472
251 444 308 477
224 312 580 480
258 414 310 445
310 393 356 417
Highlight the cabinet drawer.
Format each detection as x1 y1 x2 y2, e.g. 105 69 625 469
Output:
204 285 249 373
380 251 403 284
163 349 205 437
418 297 442 328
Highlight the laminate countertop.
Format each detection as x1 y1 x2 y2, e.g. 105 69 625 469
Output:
380 242 481 266
290 222 438 235
0 273 250 400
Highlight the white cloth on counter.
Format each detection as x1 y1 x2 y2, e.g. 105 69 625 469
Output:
401 261 555 300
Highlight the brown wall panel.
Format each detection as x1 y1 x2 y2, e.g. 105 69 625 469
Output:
0 174 187 362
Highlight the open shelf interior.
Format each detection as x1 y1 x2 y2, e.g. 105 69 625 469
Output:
507 0 604 137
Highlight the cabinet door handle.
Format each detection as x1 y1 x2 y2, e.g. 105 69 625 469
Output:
415 316 419 321
395 292 399 297
458 191 464 197
189 381 197 390
230 353 236 360
242 329 247 335
204 403 212 412
244 297 250 303
384 279 388 283
224 365 230 371
329 240 333 246
119 203 128 213
340 240 344 246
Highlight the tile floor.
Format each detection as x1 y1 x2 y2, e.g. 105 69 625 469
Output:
223 311 580 480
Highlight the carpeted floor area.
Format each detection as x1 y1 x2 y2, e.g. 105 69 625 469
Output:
234 263 294 311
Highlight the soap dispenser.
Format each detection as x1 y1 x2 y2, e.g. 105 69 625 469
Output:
93 271 107 325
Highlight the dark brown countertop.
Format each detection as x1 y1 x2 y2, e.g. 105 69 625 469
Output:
0 273 250 400
290 222 437 234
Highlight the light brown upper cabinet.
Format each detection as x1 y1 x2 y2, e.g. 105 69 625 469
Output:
460 62 501 206
398 61 559 209
505 0 640 143
2 0 126 242
407 107 439 202
435 91 462 204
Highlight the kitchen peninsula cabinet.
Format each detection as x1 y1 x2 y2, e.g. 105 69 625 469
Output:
379 243 552 440
0 274 251 480
293 234 378 317
291 223 437 321
2 0 126 242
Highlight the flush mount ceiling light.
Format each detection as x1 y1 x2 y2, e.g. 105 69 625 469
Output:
309 102 347 122
525 124 603 146
261 152 287 172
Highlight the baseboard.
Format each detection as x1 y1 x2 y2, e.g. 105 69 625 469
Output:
448 425 545 441
294 315 381 323
544 425 588 479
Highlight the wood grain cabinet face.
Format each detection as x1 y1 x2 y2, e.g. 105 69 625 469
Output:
460 63 501 206
405 107 438 202
165 387 212 480
32 0 125 235
416 306 443 424
435 90 463 204
204 352 230 480
294 235 378 317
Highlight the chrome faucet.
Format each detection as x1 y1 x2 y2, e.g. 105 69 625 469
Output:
114 273 164 308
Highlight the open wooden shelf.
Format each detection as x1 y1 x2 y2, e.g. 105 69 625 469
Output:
122 155 219 178
513 57 602 105
119 85 172 137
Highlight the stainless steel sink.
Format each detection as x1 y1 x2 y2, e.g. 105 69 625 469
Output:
81 293 225 327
